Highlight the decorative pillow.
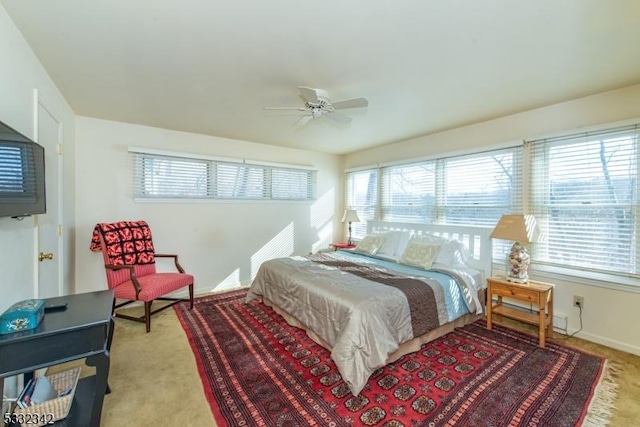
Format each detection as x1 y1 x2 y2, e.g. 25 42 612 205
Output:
399 238 441 270
412 233 447 245
354 235 386 255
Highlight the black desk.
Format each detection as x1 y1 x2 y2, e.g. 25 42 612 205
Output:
0 290 114 427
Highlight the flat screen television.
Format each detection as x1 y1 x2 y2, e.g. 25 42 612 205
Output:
0 120 46 218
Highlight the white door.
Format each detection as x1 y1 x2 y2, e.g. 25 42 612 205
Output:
36 94 63 298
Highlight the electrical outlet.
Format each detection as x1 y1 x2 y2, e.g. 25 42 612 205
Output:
573 295 584 308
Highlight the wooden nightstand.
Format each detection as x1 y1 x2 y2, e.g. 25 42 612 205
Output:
330 242 356 250
486 276 554 348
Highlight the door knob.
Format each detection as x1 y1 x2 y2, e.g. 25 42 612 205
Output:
39 252 54 262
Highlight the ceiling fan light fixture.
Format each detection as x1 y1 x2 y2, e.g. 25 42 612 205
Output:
264 86 368 126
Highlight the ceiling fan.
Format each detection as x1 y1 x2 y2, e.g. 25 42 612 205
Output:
265 86 368 125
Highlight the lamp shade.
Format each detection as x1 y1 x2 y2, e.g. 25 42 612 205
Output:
341 209 361 223
490 214 543 243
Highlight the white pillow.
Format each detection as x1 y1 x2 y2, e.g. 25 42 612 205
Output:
354 235 386 255
435 239 471 267
372 231 402 258
393 231 413 258
399 237 442 270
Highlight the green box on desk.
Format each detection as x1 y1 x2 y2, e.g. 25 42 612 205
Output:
0 299 45 334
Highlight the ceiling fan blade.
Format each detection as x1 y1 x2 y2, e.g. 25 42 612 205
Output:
293 114 313 127
298 86 319 104
326 111 352 124
264 106 307 111
332 97 369 110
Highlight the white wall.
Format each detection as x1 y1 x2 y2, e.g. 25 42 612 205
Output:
0 5 75 311
74 117 342 296
344 83 640 356
345 84 640 169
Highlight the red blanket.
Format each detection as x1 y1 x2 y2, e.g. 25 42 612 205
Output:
90 220 155 265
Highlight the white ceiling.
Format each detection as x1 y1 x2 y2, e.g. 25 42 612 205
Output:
3 0 640 155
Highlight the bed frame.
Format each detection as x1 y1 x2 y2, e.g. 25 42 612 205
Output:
367 220 494 281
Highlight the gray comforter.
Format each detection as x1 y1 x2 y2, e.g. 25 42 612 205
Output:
246 251 477 396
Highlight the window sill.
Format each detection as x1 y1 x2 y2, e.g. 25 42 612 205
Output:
492 262 640 294
133 197 314 204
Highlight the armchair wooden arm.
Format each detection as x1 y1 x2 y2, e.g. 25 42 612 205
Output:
105 263 142 298
154 254 185 273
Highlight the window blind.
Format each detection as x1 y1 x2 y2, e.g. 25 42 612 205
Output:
346 168 378 239
439 148 522 226
381 161 435 223
377 147 521 226
346 147 522 265
132 149 316 201
527 124 639 277
215 162 267 199
134 152 211 198
272 168 315 200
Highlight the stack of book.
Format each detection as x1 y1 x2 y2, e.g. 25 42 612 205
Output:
16 376 62 409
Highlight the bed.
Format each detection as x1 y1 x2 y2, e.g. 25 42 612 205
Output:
246 221 493 396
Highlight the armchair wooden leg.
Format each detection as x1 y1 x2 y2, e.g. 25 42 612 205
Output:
189 284 194 310
144 301 152 333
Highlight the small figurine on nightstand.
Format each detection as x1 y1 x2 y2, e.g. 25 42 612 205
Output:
507 242 530 283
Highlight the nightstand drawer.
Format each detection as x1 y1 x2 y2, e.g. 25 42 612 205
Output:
490 282 540 303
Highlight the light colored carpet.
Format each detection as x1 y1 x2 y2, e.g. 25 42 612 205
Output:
102 303 215 426
50 299 639 426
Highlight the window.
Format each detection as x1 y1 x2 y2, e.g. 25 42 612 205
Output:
272 168 316 200
135 153 210 198
214 163 266 199
440 149 522 226
381 162 435 223
345 123 640 285
348 147 522 231
345 168 377 239
528 125 639 278
131 148 316 201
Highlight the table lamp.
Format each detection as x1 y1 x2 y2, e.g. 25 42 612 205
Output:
341 209 361 246
490 214 543 283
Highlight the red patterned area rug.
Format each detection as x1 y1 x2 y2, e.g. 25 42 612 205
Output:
174 289 617 426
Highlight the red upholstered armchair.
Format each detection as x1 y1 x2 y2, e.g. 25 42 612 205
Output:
90 220 194 332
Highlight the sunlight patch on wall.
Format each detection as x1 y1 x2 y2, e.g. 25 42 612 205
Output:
312 221 334 253
310 188 335 251
250 223 294 279
211 268 241 292
310 188 335 229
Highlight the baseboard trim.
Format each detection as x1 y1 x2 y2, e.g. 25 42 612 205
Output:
561 329 640 357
